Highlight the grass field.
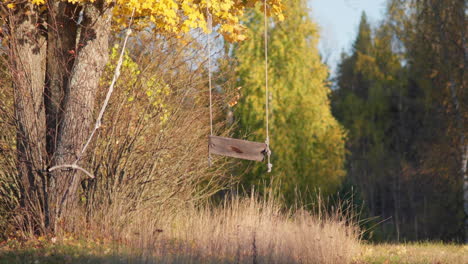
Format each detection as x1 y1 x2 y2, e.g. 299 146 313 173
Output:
1 238 466 264
354 242 467 264
0 236 129 264
0 197 465 264
0 196 360 264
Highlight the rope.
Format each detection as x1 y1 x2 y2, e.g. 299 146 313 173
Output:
206 1 271 172
207 6 213 166
207 10 213 136
264 0 272 173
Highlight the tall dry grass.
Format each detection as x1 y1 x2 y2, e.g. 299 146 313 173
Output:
76 193 361 264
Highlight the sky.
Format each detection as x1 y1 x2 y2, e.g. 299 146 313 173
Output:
309 0 388 74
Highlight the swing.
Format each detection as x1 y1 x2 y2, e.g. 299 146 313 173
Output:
206 1 272 172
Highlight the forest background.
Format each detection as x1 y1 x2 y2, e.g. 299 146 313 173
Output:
231 0 466 243
0 0 466 252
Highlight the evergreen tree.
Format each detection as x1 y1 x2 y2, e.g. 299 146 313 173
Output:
333 12 407 240
333 1 466 241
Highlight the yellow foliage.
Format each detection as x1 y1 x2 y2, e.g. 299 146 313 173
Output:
20 0 284 42
234 0 346 200
103 44 171 125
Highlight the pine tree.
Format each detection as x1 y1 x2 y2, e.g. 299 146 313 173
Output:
332 12 408 240
334 1 466 241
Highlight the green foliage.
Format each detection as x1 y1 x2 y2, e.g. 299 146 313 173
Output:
231 0 346 203
0 236 132 264
360 242 467 264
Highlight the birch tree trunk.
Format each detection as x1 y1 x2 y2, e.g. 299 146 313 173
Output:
462 143 468 243
448 81 466 243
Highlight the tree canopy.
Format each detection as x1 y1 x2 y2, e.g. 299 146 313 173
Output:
4 0 284 42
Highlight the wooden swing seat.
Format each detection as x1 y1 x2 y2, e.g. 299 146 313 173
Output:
209 135 267 161
205 3 271 170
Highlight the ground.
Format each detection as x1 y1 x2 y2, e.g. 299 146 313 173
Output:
1 237 466 264
354 242 467 264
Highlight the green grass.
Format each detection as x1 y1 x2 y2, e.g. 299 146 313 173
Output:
0 236 139 264
354 242 467 264
2 237 466 264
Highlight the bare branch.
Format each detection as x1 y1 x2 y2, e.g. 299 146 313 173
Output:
48 164 95 179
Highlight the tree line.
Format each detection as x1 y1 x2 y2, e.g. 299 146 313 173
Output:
230 0 466 242
332 0 466 242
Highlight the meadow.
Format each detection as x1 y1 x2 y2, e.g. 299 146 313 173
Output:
1 195 360 264
1 195 466 264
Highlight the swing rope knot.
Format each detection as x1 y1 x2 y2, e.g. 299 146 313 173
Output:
265 137 272 173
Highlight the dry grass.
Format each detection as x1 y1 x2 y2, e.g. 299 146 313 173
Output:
1 193 361 264
355 242 467 264
73 193 360 264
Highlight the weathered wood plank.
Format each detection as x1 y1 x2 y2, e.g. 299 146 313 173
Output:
209 136 267 161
